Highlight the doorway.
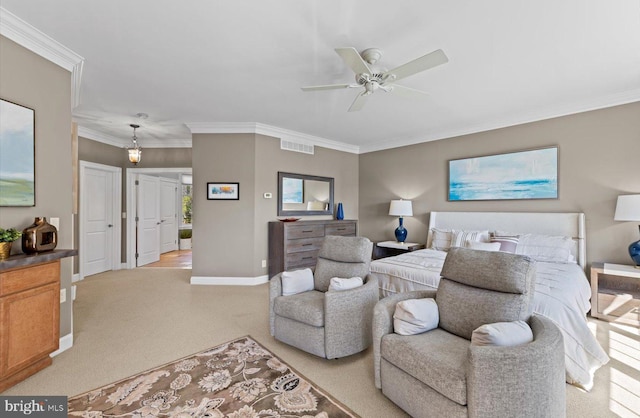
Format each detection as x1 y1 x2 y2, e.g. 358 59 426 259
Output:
125 168 191 269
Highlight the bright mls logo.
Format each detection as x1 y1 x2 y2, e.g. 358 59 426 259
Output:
1 396 67 417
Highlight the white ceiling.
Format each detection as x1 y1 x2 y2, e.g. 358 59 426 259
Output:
2 1 639 153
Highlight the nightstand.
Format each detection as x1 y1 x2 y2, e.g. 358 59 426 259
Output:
373 241 425 260
590 262 640 326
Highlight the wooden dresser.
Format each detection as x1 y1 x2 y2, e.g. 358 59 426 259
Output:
0 249 77 392
268 220 357 277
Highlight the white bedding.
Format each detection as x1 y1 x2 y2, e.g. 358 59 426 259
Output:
371 248 610 389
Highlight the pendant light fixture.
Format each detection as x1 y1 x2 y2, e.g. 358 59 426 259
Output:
127 123 142 165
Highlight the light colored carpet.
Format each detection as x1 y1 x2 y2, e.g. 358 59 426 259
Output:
3 268 639 417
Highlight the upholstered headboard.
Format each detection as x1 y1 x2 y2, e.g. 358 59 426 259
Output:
426 212 586 270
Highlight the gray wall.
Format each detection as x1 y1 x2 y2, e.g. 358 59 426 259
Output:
192 133 359 278
0 36 74 336
358 102 640 267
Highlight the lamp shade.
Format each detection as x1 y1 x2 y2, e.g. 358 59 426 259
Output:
389 200 413 217
614 195 640 221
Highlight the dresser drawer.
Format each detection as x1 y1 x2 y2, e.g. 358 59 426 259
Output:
285 251 319 269
285 237 324 254
286 224 325 239
325 222 356 236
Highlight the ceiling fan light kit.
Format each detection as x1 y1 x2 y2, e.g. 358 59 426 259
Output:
301 47 448 111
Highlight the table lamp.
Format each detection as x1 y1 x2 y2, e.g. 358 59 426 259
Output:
614 194 640 268
389 199 413 244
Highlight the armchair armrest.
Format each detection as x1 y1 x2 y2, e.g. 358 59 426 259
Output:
372 289 437 388
269 273 283 336
468 315 565 418
323 274 380 359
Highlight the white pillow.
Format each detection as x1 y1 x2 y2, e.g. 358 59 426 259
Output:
465 240 501 252
281 268 314 296
328 276 363 292
471 320 533 347
451 230 489 248
515 233 574 263
393 298 439 335
429 228 453 251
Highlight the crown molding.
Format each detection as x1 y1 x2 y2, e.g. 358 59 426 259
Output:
0 7 85 108
186 122 360 154
78 125 192 149
77 126 125 148
359 88 640 154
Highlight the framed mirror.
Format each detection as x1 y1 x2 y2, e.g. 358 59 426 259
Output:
277 172 334 216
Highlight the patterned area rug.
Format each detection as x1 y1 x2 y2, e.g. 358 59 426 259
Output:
68 336 358 417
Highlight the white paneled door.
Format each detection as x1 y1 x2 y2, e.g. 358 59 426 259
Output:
159 178 179 254
80 161 121 277
136 174 160 266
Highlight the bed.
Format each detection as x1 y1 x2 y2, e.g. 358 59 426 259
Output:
370 211 609 390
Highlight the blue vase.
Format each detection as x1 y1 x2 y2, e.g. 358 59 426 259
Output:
336 203 344 220
395 217 407 243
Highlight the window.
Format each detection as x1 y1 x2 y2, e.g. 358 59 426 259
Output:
181 175 192 226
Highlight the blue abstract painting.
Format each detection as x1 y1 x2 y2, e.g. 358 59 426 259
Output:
0 99 35 206
282 177 303 203
449 147 558 201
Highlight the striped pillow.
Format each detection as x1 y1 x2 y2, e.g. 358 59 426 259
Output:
451 230 489 248
489 233 519 253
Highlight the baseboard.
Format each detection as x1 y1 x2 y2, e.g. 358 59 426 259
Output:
190 275 269 286
50 333 73 357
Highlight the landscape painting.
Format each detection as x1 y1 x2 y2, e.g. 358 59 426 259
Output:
448 147 558 201
0 99 35 206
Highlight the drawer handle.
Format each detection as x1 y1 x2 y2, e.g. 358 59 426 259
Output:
302 230 313 233
302 256 313 260
302 243 313 246
337 228 346 231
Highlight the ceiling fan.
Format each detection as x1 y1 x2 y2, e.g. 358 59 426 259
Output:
301 47 448 112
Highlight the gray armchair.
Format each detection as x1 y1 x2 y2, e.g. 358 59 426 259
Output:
269 235 378 359
373 248 566 418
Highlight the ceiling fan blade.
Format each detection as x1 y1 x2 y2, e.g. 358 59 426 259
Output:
387 84 430 98
335 47 372 75
301 84 355 91
385 49 448 82
348 92 369 112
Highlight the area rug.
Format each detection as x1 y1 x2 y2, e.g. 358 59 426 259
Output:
68 336 359 417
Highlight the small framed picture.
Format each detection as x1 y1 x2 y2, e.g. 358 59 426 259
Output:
207 182 239 200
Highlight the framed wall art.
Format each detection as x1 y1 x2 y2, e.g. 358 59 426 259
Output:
281 177 304 204
0 99 35 206
448 146 558 201
207 182 239 200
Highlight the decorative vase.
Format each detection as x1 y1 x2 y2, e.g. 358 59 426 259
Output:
0 242 11 260
395 217 408 243
22 217 58 254
336 203 344 220
630 227 640 267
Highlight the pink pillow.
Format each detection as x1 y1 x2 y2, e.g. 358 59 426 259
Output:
489 234 519 253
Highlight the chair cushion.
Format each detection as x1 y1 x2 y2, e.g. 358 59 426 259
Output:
328 276 363 292
441 247 536 294
281 268 314 296
471 320 533 347
381 329 469 406
273 290 324 327
393 298 439 335
314 236 373 292
436 278 533 340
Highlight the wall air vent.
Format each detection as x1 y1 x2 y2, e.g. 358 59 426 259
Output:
281 139 314 155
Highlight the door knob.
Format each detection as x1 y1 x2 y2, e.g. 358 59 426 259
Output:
108 224 113 228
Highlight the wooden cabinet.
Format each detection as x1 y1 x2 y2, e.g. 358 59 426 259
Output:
268 220 357 277
0 259 62 392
